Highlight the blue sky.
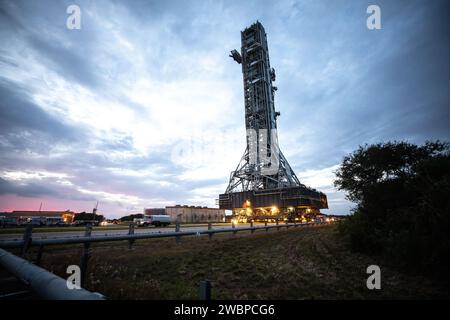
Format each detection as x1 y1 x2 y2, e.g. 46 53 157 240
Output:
0 0 449 217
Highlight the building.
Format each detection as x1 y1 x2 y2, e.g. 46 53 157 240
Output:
144 208 165 215
165 205 225 223
3 210 76 223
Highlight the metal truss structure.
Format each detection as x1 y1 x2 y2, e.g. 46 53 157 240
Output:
226 21 306 193
220 21 328 214
225 146 303 193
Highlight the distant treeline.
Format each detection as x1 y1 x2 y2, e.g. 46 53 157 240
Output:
335 141 450 279
119 214 143 221
73 212 104 222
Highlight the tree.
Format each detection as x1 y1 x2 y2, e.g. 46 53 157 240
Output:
73 211 104 222
334 141 450 277
334 141 447 202
119 214 143 222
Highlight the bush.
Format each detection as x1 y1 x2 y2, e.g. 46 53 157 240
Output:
335 141 450 278
119 213 143 222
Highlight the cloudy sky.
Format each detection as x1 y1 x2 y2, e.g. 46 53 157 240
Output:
0 0 448 218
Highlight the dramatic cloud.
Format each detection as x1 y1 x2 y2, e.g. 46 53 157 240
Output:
0 0 448 217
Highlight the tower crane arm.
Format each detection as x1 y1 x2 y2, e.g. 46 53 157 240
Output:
229 49 242 64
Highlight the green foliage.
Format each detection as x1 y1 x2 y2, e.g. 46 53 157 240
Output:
119 213 143 221
335 141 450 277
74 212 104 222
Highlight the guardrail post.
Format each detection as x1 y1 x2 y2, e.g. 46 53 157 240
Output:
208 222 212 240
80 224 92 288
232 221 236 236
199 280 211 300
175 220 181 244
250 220 254 234
276 218 280 231
285 219 289 229
35 244 44 266
22 224 32 257
265 220 268 232
294 219 298 227
128 223 135 249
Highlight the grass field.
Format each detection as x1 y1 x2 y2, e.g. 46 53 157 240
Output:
8 224 450 299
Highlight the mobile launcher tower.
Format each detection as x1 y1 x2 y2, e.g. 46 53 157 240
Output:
219 21 328 221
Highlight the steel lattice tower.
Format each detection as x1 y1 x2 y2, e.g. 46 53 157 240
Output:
219 21 328 217
226 21 302 193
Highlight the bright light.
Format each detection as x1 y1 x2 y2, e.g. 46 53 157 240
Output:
231 218 238 225
271 206 278 214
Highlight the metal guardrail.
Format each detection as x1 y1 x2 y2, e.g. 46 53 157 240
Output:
0 221 322 248
0 248 104 300
0 220 329 299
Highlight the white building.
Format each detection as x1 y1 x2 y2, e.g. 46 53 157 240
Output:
165 205 225 223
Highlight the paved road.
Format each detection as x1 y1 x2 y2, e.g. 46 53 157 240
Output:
0 222 277 241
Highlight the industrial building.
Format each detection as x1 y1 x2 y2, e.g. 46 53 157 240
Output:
219 21 328 221
144 208 166 215
0 210 76 225
165 205 225 223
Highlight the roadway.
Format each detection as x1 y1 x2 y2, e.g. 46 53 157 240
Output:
0 222 280 241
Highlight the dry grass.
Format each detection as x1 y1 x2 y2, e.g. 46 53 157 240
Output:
7 225 450 299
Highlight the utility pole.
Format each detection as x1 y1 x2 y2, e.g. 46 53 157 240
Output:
92 201 98 225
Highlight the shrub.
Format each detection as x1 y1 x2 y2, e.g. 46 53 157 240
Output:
335 141 450 278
